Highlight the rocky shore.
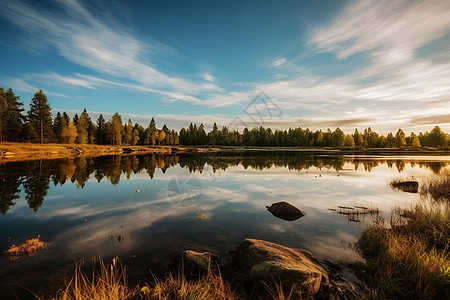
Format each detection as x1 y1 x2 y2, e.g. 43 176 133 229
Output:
170 238 362 299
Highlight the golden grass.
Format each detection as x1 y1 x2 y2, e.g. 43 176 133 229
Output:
57 257 134 300
56 257 237 300
0 142 177 162
140 269 236 300
356 201 450 299
420 168 450 201
4 235 50 261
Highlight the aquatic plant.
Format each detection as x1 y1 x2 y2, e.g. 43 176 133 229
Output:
4 235 50 261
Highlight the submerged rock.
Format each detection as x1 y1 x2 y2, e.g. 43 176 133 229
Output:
168 250 223 277
266 201 306 221
391 180 419 193
232 239 329 298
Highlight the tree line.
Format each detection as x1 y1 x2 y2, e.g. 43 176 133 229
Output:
0 87 448 148
179 123 449 149
0 87 179 145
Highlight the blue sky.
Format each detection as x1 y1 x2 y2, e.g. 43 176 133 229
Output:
0 0 449 134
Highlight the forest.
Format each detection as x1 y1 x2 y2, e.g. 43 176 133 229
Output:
1 87 449 149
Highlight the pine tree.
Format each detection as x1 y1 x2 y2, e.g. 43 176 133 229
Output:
145 118 157 145
124 119 133 144
53 112 63 143
353 129 363 147
427 126 446 148
28 90 54 144
3 88 25 141
0 93 7 144
331 127 346 148
96 114 106 145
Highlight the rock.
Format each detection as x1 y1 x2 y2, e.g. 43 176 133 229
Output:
232 239 329 298
266 201 306 221
391 180 418 193
168 250 223 278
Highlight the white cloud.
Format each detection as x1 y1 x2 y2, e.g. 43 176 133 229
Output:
272 57 286 67
203 73 215 82
310 0 450 62
0 0 223 104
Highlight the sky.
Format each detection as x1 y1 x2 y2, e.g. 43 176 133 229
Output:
0 0 449 134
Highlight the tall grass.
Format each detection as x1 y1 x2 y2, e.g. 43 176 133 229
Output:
140 270 236 300
420 168 450 201
57 257 134 300
356 201 450 299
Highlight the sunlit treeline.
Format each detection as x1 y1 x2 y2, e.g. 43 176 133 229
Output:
0 87 179 145
179 123 449 149
1 153 448 215
1 87 448 148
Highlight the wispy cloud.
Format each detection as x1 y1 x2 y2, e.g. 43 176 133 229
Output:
1 0 225 104
203 72 215 82
310 0 450 62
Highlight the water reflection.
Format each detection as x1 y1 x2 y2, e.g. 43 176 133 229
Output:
0 152 449 299
0 153 448 215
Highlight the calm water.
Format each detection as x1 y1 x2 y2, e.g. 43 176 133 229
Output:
0 152 449 298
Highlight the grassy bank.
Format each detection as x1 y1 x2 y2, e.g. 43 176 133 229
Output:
0 142 219 163
355 169 450 300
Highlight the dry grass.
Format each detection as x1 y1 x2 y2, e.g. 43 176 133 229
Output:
0 142 176 162
420 168 450 201
356 201 450 299
56 257 236 300
4 235 50 261
140 270 236 300
57 257 135 300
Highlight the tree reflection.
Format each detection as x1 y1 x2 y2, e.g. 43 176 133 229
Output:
0 152 448 215
0 176 21 215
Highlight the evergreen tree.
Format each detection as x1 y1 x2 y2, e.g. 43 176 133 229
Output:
53 112 63 143
73 114 79 127
145 118 157 145
124 119 133 144
28 90 54 144
353 129 363 147
96 114 106 145
331 127 346 148
427 126 447 147
0 93 7 144
2 88 25 142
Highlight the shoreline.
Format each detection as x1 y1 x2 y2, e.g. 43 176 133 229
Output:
0 143 220 163
0 142 448 163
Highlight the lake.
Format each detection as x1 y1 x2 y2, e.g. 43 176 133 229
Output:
0 152 449 298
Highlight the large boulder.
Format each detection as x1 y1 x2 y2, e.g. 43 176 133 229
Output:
168 250 223 278
232 239 329 298
266 201 306 221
